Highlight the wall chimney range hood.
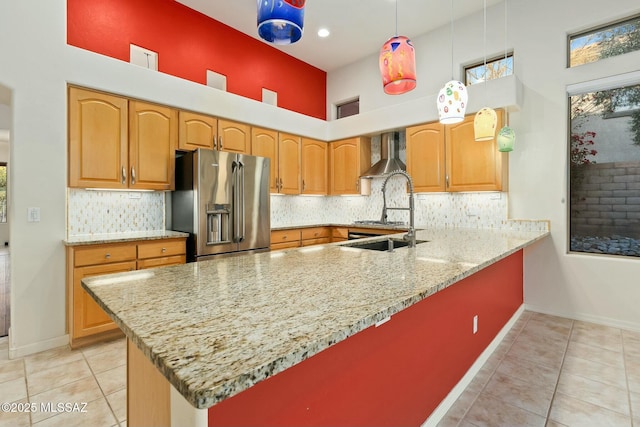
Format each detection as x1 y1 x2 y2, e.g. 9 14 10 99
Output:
361 131 405 178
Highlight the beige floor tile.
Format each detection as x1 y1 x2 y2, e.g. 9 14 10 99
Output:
0 376 27 403
630 392 639 422
24 346 84 375
528 313 573 332
27 358 93 396
29 376 104 424
0 398 31 427
32 397 118 427
458 421 478 427
106 389 126 423
544 421 568 427
507 335 566 370
496 353 560 390
623 331 640 359
570 322 623 352
463 393 546 427
548 392 631 427
560 354 627 389
565 340 624 368
436 386 480 427
0 359 24 384
483 371 554 417
95 364 126 396
556 372 630 416
83 344 126 375
81 338 125 358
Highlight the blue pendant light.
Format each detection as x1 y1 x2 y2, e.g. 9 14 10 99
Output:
257 0 305 45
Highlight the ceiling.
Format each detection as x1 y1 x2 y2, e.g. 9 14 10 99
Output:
177 0 503 72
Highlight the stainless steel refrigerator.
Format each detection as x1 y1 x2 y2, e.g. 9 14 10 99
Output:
172 149 270 262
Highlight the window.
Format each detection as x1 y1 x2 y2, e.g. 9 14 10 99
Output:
464 53 513 86
336 98 359 119
0 164 6 223
568 83 640 257
569 14 640 67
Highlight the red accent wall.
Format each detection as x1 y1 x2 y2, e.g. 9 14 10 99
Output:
67 0 327 120
208 250 524 427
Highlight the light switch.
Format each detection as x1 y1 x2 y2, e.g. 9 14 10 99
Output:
27 207 40 222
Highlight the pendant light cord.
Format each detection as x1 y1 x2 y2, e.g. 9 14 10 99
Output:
450 0 454 80
483 0 488 100
395 0 398 36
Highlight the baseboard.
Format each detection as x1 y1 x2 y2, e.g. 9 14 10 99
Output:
421 304 525 427
524 304 640 333
9 334 70 359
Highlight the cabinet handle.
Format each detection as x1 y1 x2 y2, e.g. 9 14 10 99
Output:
161 247 167 253
446 175 449 188
121 167 127 185
302 179 306 191
105 253 111 259
356 179 360 191
218 136 223 150
283 235 287 240
213 135 217 150
131 166 136 185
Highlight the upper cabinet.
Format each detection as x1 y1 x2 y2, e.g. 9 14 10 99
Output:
251 127 279 192
445 110 507 192
277 133 302 195
69 87 177 190
406 110 507 192
217 119 251 154
178 111 216 151
301 138 328 195
68 87 129 189
129 100 177 191
329 137 371 195
406 122 446 192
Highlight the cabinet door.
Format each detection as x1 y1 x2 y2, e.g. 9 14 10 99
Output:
178 111 216 151
278 133 301 195
406 122 446 192
72 261 136 339
446 110 507 192
68 87 128 189
129 101 177 191
330 137 371 195
218 119 251 154
301 138 328 195
251 127 279 192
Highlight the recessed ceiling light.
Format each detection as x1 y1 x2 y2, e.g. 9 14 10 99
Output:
317 28 330 38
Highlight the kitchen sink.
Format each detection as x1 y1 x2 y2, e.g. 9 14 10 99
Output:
341 238 428 252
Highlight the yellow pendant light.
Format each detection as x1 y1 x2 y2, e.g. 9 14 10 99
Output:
474 0 497 141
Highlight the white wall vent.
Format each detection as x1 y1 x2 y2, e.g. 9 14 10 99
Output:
206 70 227 91
129 44 158 71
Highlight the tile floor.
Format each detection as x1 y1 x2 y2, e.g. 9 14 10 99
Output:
0 311 639 426
0 336 126 427
438 311 640 427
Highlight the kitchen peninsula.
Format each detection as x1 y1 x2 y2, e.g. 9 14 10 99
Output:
82 225 549 427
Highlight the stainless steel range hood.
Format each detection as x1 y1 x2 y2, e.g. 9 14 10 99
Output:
361 131 405 178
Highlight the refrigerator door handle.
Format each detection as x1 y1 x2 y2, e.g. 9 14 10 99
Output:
238 160 246 242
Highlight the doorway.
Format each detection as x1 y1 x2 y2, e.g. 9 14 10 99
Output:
0 84 11 338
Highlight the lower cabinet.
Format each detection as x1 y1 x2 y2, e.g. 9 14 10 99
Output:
67 238 186 348
271 226 404 250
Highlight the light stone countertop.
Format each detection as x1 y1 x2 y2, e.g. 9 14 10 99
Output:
64 230 189 246
81 226 549 409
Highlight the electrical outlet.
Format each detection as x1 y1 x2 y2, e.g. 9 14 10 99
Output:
473 315 478 334
27 207 41 222
128 192 142 199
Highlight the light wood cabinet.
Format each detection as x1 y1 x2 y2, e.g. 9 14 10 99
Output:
68 87 129 189
406 122 446 192
301 227 331 246
406 110 507 192
270 229 302 251
68 87 177 190
445 110 507 192
129 101 178 191
218 119 251 154
67 238 186 348
301 138 328 195
329 137 371 195
251 128 301 194
178 111 216 151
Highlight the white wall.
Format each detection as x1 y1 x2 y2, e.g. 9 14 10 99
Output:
327 0 640 330
1 0 640 357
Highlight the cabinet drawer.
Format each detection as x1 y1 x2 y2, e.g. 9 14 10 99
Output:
301 227 330 240
74 244 137 267
331 227 349 239
137 239 186 260
270 241 301 251
137 255 186 270
301 237 331 247
271 229 301 244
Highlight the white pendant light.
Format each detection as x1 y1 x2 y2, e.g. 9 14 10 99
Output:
474 0 497 141
437 0 468 124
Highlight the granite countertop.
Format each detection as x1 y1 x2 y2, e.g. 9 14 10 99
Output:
81 226 549 409
271 222 410 231
64 230 189 246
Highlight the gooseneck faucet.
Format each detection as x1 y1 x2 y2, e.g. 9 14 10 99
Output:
380 170 416 247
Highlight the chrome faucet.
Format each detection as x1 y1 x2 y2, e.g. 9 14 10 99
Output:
380 170 416 248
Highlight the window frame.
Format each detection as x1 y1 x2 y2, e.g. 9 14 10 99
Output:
463 52 514 86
